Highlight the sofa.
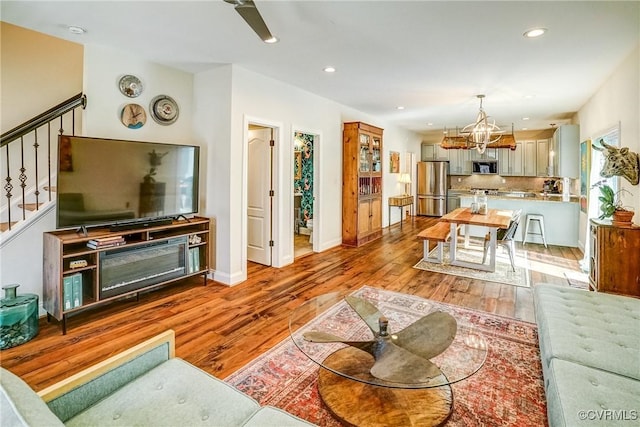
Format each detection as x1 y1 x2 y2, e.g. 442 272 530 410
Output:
1 330 314 426
533 284 640 426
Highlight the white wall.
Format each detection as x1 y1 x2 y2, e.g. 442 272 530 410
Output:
82 45 195 143
576 44 640 250
193 65 422 285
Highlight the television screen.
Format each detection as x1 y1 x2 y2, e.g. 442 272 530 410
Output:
56 135 199 230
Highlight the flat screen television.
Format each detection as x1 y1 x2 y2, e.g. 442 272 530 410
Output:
56 135 200 231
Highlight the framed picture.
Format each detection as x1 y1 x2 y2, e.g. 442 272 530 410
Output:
389 151 400 173
294 151 302 180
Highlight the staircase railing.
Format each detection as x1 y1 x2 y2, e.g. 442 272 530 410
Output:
1 93 87 232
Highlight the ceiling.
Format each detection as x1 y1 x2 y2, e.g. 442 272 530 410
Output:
2 1 639 138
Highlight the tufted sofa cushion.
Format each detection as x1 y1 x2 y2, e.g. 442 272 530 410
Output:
545 358 640 427
65 358 309 426
534 284 640 381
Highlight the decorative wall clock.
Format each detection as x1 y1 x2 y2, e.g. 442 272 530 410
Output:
120 103 147 129
149 95 179 125
119 74 143 98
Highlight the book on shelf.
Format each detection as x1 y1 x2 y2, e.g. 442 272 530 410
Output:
63 273 83 309
87 236 126 249
63 275 74 310
188 247 200 273
72 273 83 307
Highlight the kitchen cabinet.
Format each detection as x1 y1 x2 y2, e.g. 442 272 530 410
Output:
498 142 524 176
536 139 550 176
421 144 434 160
342 122 383 247
448 149 468 175
523 140 537 176
469 147 497 161
550 125 579 178
589 219 640 297
420 143 448 161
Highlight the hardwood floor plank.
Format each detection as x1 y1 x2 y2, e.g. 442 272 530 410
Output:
0 216 582 392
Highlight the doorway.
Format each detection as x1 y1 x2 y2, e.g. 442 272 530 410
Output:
293 131 315 258
580 124 620 271
247 125 274 266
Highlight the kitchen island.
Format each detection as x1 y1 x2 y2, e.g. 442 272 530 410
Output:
458 194 579 247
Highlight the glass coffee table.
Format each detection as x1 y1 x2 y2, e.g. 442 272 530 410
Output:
289 291 488 426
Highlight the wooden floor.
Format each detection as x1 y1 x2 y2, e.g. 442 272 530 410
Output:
0 215 583 392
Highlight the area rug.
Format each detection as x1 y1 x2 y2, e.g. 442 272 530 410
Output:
413 240 531 287
225 286 546 426
564 271 590 289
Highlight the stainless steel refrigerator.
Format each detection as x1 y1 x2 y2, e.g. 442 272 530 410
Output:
417 161 449 216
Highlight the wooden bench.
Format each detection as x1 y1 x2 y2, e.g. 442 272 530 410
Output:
417 222 452 264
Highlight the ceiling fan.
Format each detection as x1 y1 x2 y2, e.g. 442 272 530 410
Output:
223 0 278 43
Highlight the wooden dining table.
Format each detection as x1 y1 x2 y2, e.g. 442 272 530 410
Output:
439 207 513 272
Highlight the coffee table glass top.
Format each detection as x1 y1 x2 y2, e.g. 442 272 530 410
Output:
289 291 488 389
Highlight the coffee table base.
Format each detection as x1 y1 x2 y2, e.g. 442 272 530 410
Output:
318 347 453 427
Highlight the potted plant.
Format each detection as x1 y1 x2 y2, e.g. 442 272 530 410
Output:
593 181 635 226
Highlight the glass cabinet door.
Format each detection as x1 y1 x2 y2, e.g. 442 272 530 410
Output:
371 136 381 172
359 134 370 173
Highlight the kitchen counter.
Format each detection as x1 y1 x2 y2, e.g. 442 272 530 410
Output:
450 189 579 203
457 194 579 247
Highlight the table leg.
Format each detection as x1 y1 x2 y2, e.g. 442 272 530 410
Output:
449 225 497 273
464 225 470 248
449 222 458 264
487 227 497 272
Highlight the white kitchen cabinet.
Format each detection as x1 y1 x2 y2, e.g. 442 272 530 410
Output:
421 143 449 161
498 142 524 176
421 144 434 160
449 149 469 175
536 139 550 176
523 140 537 176
549 124 579 178
434 144 449 160
469 147 497 161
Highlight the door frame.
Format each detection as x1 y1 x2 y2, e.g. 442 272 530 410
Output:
292 128 321 254
242 116 283 274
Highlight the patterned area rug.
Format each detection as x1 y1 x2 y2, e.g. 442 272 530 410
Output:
413 240 531 287
225 286 546 426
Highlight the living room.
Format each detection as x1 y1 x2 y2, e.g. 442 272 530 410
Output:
1 1 640 425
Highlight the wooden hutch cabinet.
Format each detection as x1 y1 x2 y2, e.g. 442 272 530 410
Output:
589 219 640 298
342 122 383 247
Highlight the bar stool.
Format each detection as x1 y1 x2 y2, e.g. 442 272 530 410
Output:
523 213 548 248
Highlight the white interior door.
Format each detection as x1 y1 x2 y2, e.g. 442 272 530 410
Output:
247 127 272 265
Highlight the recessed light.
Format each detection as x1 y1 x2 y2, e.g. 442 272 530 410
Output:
323 66 336 73
522 127 529 131
522 117 530 121
67 25 86 35
427 122 433 126
396 106 405 110
523 28 547 38
264 36 279 44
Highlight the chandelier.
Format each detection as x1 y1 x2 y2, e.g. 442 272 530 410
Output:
460 95 502 154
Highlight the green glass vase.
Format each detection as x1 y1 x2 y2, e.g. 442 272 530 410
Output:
0 284 39 349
